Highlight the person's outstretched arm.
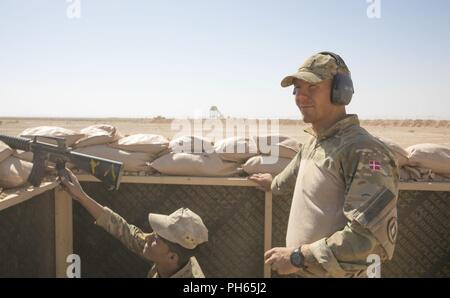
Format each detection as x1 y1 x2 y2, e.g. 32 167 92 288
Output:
59 168 148 258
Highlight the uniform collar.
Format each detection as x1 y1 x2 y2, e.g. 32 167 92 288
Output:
148 256 204 278
304 114 360 141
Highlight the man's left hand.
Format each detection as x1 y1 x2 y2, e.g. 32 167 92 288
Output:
264 247 299 275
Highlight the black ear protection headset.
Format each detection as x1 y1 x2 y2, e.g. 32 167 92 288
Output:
293 51 354 105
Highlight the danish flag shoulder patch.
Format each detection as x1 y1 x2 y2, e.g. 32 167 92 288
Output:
369 160 381 171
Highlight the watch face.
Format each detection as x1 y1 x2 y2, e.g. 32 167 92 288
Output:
292 254 301 265
291 249 303 268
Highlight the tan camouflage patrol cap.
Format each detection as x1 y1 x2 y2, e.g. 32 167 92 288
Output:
281 53 350 87
148 208 208 249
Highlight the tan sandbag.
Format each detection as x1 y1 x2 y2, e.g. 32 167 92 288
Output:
242 155 292 176
375 136 408 167
19 126 85 147
169 136 214 154
0 141 13 163
406 143 450 174
111 134 169 155
402 165 450 181
74 145 153 172
12 150 34 163
402 166 422 180
0 156 32 189
74 124 122 148
432 173 450 182
253 135 301 159
414 167 450 181
399 167 411 181
150 152 239 177
214 137 258 162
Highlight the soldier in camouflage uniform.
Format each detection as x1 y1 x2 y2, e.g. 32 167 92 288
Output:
59 168 208 278
251 52 399 277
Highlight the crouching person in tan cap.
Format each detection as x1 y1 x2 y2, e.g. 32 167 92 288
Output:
58 168 208 278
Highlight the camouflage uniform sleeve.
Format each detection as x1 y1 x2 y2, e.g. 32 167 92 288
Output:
307 140 399 277
271 151 301 196
95 207 147 258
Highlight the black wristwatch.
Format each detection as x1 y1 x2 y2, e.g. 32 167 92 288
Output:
290 248 306 269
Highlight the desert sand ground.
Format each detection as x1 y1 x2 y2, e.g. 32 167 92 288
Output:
1 117 450 148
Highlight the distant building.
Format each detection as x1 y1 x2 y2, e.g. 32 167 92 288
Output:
209 106 224 119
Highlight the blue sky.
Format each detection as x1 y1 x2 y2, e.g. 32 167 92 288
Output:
1 0 449 119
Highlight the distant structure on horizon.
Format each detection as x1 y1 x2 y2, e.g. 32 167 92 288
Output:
209 106 224 119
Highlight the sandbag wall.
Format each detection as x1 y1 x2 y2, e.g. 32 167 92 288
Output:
0 124 303 189
1 124 450 192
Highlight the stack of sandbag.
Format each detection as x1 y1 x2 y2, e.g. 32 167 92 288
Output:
242 155 292 176
111 134 169 156
169 136 214 153
150 136 239 176
74 145 154 173
0 141 32 189
151 152 240 177
374 136 409 167
401 166 450 182
253 135 301 159
399 167 412 181
242 136 301 176
214 137 258 162
109 133 170 174
73 130 168 174
16 125 126 172
0 141 13 162
15 126 86 162
73 124 122 148
19 126 85 147
8 124 450 184
401 144 450 181
407 143 450 174
1 126 84 188
12 150 34 163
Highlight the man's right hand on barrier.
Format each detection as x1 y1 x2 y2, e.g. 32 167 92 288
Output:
248 173 273 192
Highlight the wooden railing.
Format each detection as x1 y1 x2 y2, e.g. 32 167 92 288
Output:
1 176 450 278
